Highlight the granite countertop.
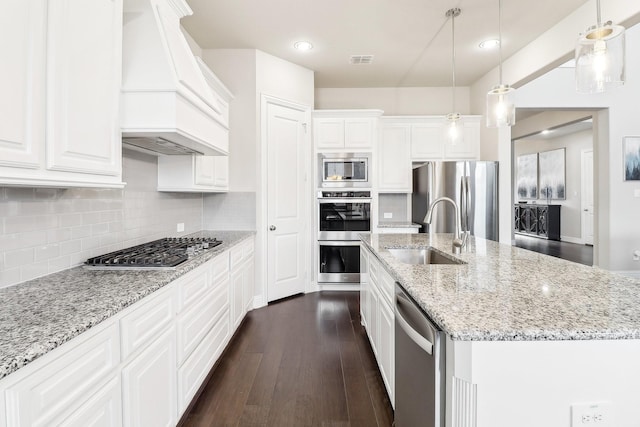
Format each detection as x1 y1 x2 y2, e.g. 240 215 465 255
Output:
0 230 255 380
377 221 420 228
360 233 640 342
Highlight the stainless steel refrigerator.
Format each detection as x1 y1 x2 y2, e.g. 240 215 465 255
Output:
412 161 499 241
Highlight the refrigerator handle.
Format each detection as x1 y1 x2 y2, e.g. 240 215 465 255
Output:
460 175 471 233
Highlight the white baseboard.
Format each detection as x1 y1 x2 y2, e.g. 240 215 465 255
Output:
252 295 267 309
560 235 584 245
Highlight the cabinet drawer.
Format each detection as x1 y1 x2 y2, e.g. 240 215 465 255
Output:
120 287 175 360
243 239 254 258
177 285 229 365
379 267 395 306
369 254 379 282
177 263 210 313
212 250 230 282
56 375 121 427
177 311 230 414
5 324 120 427
230 244 244 270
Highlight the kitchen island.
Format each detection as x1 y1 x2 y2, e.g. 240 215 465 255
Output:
361 233 640 427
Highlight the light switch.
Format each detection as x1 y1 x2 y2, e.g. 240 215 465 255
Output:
383 212 393 219
634 189 640 198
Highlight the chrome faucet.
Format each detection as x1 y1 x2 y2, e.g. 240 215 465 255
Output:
424 196 465 254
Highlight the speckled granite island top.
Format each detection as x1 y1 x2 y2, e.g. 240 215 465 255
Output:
361 233 640 342
0 230 254 380
377 221 420 229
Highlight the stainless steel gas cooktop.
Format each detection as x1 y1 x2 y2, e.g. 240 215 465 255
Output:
84 237 222 270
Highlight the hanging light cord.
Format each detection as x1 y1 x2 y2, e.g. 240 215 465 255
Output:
498 0 503 85
596 0 602 27
451 10 457 113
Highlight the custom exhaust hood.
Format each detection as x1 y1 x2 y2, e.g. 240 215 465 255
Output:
121 0 229 156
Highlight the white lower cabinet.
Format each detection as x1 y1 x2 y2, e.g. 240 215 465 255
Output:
177 309 230 414
0 237 256 427
58 375 122 427
360 247 395 407
4 323 120 427
122 326 177 427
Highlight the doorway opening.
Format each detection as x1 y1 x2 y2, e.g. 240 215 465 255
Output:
511 109 595 266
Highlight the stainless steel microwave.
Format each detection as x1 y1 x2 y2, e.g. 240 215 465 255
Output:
318 152 371 188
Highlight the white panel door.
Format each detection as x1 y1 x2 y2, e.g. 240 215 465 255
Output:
213 156 229 190
0 0 45 170
122 326 177 427
378 299 395 406
230 269 245 328
581 149 594 246
379 124 412 192
46 0 121 176
267 102 307 301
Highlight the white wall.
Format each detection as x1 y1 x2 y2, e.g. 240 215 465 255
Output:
315 87 470 115
202 49 315 305
514 129 593 241
0 150 203 288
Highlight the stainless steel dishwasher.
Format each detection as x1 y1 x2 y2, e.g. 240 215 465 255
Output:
395 284 446 427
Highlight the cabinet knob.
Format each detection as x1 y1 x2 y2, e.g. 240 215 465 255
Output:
269 225 276 231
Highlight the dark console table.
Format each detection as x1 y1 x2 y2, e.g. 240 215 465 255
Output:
514 204 561 241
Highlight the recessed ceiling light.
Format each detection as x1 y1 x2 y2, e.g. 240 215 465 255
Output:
541 129 551 135
479 39 500 49
293 41 313 52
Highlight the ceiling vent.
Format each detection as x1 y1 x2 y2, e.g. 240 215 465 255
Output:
349 55 374 65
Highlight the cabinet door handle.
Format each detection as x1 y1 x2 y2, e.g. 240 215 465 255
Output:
269 225 276 231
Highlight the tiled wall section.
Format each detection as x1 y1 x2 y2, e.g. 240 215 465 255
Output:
203 192 256 230
0 150 203 289
378 193 409 222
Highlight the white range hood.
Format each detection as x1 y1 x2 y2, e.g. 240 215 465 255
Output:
121 0 228 156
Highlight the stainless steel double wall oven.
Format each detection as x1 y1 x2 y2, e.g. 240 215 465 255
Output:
317 153 372 284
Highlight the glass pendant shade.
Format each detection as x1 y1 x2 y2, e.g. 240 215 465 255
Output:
575 22 625 93
486 84 516 127
446 112 462 144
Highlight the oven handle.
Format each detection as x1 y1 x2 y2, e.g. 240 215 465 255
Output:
318 240 362 246
318 198 371 203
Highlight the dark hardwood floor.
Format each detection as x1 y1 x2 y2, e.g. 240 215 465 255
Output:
514 234 593 266
183 292 394 427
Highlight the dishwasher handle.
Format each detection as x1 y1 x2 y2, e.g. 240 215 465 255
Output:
395 292 436 355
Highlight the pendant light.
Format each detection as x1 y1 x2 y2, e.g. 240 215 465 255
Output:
486 0 515 128
445 8 462 144
575 0 625 93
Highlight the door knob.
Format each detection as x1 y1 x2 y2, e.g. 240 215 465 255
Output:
269 225 276 231
584 209 588 212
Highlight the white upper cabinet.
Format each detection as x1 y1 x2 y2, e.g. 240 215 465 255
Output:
0 0 124 188
378 122 412 192
407 116 480 161
313 110 383 151
443 116 481 160
411 119 445 159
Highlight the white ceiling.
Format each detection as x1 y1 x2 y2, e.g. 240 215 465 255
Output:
182 0 589 88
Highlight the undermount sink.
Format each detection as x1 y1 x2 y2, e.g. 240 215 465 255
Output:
387 247 466 265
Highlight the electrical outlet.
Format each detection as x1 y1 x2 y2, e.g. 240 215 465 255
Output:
633 250 640 261
383 212 393 219
571 402 611 426
177 223 185 233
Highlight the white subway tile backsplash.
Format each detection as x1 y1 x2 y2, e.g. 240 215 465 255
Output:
34 244 60 262
0 267 20 289
0 150 204 288
5 248 34 269
60 240 82 256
